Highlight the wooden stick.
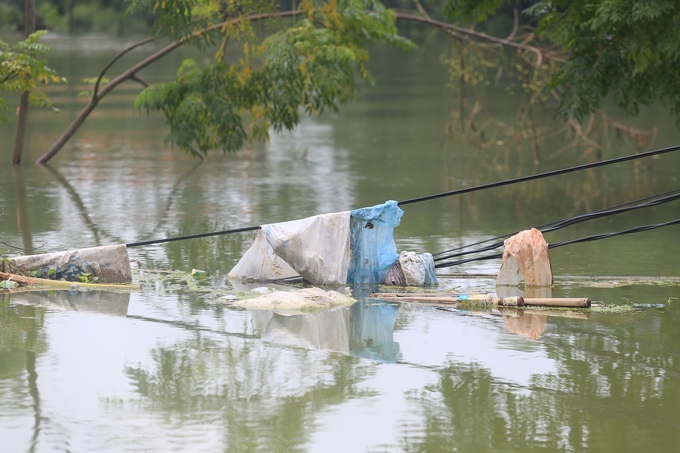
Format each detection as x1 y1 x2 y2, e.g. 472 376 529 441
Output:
371 292 591 308
522 297 590 308
517 308 590 319
0 271 140 290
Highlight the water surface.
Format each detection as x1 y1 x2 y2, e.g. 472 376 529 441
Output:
1 32 680 452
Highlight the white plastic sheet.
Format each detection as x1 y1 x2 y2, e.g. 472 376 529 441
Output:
227 229 299 282
264 211 351 285
228 211 351 285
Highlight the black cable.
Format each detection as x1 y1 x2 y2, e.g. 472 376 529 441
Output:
126 225 260 248
124 144 680 248
434 217 680 269
432 188 680 257
398 144 680 206
548 218 680 249
432 189 680 262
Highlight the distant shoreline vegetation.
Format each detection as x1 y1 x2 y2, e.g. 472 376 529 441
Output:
0 1 153 35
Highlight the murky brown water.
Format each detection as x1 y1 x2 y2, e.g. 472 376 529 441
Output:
1 32 680 452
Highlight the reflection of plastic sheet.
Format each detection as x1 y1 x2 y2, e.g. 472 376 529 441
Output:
249 308 351 354
246 300 401 361
350 301 401 363
348 201 403 284
6 290 130 316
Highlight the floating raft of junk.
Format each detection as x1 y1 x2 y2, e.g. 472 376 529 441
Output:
227 200 438 286
4 200 668 312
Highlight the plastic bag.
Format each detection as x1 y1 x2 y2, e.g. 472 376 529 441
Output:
496 228 553 287
4 245 132 283
401 251 438 286
347 200 403 284
264 211 351 285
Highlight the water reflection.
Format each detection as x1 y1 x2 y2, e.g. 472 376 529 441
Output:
5 289 130 317
1 284 678 452
11 165 33 252
122 321 380 452
397 307 680 453
249 308 351 354
502 311 548 340
247 300 402 362
0 296 48 453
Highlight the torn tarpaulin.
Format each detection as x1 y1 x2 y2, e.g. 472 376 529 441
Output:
228 201 416 285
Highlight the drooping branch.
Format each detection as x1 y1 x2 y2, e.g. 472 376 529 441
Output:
394 12 545 66
93 36 156 97
36 8 571 165
36 10 302 164
0 72 18 85
129 75 148 88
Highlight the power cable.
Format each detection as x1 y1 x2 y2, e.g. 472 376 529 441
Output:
432 189 680 262
399 144 680 206
124 144 680 248
434 218 680 269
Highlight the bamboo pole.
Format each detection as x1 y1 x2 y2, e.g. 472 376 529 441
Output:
0 271 140 290
522 298 590 308
371 292 591 308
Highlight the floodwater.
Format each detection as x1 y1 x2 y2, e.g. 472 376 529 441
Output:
1 32 680 452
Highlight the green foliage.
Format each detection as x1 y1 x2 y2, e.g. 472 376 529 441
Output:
80 76 111 97
0 3 22 31
0 31 65 122
443 0 508 23
543 0 680 125
134 0 414 155
79 272 99 283
443 0 680 127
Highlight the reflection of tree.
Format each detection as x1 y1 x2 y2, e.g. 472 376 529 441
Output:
12 166 33 251
40 164 121 246
162 226 247 275
0 297 48 453
0 298 48 378
400 311 680 452
124 332 378 452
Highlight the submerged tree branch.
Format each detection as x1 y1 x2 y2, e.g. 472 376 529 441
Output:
129 75 148 88
37 8 571 164
37 10 302 164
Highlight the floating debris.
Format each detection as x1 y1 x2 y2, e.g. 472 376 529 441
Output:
230 287 356 314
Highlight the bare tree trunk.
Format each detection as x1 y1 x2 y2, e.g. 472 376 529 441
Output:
68 0 75 34
12 0 35 164
13 94 29 164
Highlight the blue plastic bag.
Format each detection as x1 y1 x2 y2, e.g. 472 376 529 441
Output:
347 200 404 284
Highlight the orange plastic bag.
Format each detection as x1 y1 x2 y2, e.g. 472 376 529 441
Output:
496 228 553 287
